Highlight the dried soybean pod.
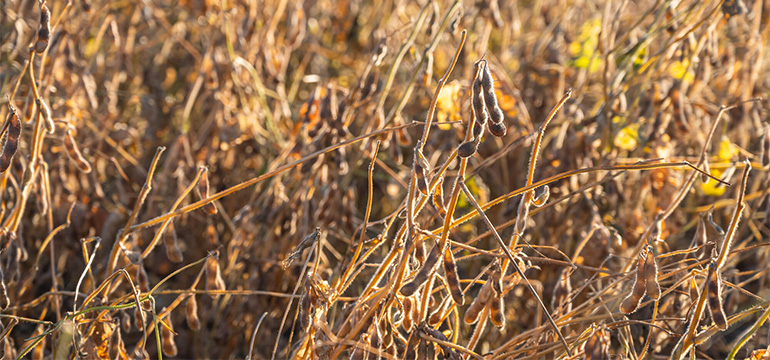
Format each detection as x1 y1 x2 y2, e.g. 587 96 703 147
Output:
488 262 505 329
702 158 711 183
531 185 550 207
164 222 183 263
0 105 21 173
472 117 485 140
422 52 434 87
583 326 610 360
197 166 217 215
480 62 504 125
161 316 178 357
464 283 491 324
471 73 488 127
186 296 201 331
36 99 54 134
689 275 699 302
205 252 226 293
432 178 446 216
443 250 464 305
489 296 505 329
457 137 480 158
109 320 128 359
402 297 414 330
401 243 441 297
413 143 430 195
411 239 425 267
513 192 531 235
707 263 728 330
35 1 50 54
620 250 648 314
136 263 150 293
414 162 429 195
122 310 132 332
643 245 661 300
428 296 449 326
693 212 707 247
299 291 312 329
32 325 44 360
0 267 8 310
487 120 507 137
396 127 411 146
134 306 145 331
552 268 573 315
63 129 92 173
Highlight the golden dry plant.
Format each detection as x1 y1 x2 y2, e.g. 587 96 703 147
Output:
2 0 770 359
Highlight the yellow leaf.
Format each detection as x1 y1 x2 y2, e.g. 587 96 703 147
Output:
435 81 462 130
569 42 582 56
614 124 639 151
717 137 736 161
701 168 727 196
670 59 695 82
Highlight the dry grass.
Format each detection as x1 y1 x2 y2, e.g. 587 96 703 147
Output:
1 0 770 359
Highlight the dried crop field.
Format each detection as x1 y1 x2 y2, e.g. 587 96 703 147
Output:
1 0 770 359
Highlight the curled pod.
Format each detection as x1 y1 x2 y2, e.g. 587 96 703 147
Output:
0 105 21 173
36 99 55 134
35 1 50 54
372 43 388 66
620 250 648 314
643 245 661 300
464 284 492 324
160 317 178 357
396 127 411 147
197 166 217 215
531 185 550 207
443 250 464 305
63 129 92 173
707 264 728 330
186 296 201 331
